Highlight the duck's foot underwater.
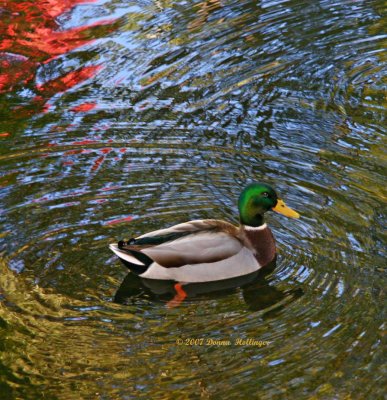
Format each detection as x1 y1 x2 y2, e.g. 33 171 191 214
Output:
167 283 188 308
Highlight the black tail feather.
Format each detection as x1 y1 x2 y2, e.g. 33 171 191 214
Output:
118 258 148 274
116 246 154 275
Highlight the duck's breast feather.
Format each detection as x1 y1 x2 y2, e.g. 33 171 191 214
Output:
141 247 261 282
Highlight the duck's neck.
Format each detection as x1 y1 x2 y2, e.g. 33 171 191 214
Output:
240 223 276 266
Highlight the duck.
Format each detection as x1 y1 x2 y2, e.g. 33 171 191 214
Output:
109 182 299 284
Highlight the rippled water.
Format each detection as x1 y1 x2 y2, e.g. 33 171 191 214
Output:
0 0 385 398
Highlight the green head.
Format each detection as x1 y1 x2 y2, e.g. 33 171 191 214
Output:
238 183 299 227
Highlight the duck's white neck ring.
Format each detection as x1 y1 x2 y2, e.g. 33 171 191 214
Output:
243 223 268 231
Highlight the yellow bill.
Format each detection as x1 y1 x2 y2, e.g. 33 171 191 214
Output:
272 199 300 218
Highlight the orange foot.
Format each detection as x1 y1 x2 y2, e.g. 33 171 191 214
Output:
167 283 187 308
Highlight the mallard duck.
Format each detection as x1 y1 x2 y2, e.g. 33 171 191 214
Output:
109 183 299 283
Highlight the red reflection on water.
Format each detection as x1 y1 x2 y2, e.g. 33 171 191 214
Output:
1 26 97 62
4 0 96 20
91 148 112 171
0 0 118 126
72 139 99 145
101 185 121 191
91 155 105 171
36 65 102 96
0 53 36 92
64 149 83 156
0 1 115 62
106 216 133 225
71 102 97 112
32 196 49 203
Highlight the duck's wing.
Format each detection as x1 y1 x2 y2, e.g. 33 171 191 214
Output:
110 219 242 269
135 219 238 243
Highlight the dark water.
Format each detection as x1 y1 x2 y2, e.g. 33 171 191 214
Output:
0 0 386 398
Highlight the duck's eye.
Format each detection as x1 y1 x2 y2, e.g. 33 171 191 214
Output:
262 192 269 198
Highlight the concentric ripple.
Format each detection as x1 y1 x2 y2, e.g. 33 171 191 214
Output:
0 0 385 398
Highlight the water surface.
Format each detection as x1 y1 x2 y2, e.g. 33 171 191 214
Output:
0 0 385 398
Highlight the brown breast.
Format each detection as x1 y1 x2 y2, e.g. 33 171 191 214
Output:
239 224 276 266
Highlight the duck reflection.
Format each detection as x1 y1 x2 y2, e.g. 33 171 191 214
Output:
114 260 303 313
